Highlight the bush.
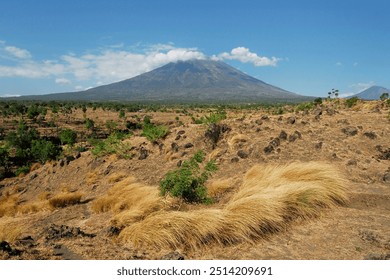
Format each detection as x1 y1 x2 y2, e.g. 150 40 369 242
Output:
31 139 61 164
141 117 168 142
192 111 227 124
295 102 314 112
90 132 132 159
160 150 217 203
59 129 77 146
345 97 360 108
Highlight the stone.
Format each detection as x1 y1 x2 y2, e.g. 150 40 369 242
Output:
342 126 358 136
138 147 149 160
287 116 296 124
237 150 249 159
363 131 377 139
183 143 194 149
279 130 288 140
264 145 274 154
160 251 185 260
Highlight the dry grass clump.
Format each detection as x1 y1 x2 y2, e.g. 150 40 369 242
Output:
0 193 18 217
118 162 347 250
228 134 249 148
206 179 235 198
48 191 83 208
91 176 165 227
0 218 25 242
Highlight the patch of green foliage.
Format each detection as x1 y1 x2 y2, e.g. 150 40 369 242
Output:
294 102 314 113
141 116 168 142
90 132 132 159
160 150 217 203
31 139 61 164
59 129 77 146
345 97 360 108
15 165 31 177
192 110 227 124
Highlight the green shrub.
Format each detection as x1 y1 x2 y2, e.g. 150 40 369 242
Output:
31 139 61 164
192 111 227 124
15 165 31 176
160 150 217 203
90 132 132 159
295 102 314 112
59 129 77 146
345 97 360 108
313 97 323 105
141 117 168 142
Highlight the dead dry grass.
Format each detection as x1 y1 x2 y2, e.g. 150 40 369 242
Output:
48 191 83 208
91 176 167 227
117 162 347 250
0 218 25 242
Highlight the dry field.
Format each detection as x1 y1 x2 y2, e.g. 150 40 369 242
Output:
1 100 389 260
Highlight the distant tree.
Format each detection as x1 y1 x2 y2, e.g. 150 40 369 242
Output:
313 97 323 105
31 139 61 164
59 129 77 146
85 118 95 131
380 92 389 101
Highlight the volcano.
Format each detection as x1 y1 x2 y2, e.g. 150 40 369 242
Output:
17 60 310 103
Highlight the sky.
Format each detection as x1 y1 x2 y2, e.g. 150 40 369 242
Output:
0 0 389 98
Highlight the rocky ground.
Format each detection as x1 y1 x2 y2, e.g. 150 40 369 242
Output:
1 100 389 260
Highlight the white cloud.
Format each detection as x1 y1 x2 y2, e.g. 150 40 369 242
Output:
335 62 343 66
217 47 280 66
55 78 72 85
4 46 31 59
0 42 280 90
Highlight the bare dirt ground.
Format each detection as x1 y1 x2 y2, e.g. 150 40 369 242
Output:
1 100 389 260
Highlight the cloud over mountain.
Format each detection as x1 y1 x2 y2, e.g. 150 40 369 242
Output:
0 41 280 90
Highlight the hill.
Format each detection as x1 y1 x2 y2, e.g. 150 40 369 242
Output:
353 86 389 100
14 60 311 103
1 100 390 260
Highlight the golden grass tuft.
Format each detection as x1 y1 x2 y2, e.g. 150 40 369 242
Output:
0 218 25 242
0 194 18 218
91 176 164 228
48 192 83 208
118 162 348 250
206 179 235 197
228 134 249 148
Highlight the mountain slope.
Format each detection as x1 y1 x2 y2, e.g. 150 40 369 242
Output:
353 86 389 100
14 59 311 103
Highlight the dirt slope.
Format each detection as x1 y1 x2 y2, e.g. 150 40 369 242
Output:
1 100 389 260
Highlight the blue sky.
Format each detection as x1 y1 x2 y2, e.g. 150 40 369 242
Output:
0 0 389 97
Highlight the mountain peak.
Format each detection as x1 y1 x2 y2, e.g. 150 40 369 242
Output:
15 59 311 103
354 85 390 100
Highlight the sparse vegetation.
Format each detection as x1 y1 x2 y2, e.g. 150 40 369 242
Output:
59 129 77 146
160 150 217 203
90 132 132 159
140 116 168 142
345 97 360 108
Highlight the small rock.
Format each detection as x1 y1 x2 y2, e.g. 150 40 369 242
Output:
177 130 185 135
255 119 263 125
269 137 280 147
347 159 358 166
231 157 239 163
363 131 377 139
279 130 288 141
342 126 358 136
287 116 296 124
175 135 181 141
171 142 179 152
160 251 185 260
288 131 302 142
264 145 274 154
75 152 81 159
383 172 390 183
138 148 149 160
237 150 249 159
261 115 269 120
315 142 323 149
177 160 182 167
183 143 194 149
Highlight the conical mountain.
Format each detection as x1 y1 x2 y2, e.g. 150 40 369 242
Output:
353 86 389 100
18 59 310 102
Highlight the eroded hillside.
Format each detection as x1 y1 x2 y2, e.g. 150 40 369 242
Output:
1 99 390 260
